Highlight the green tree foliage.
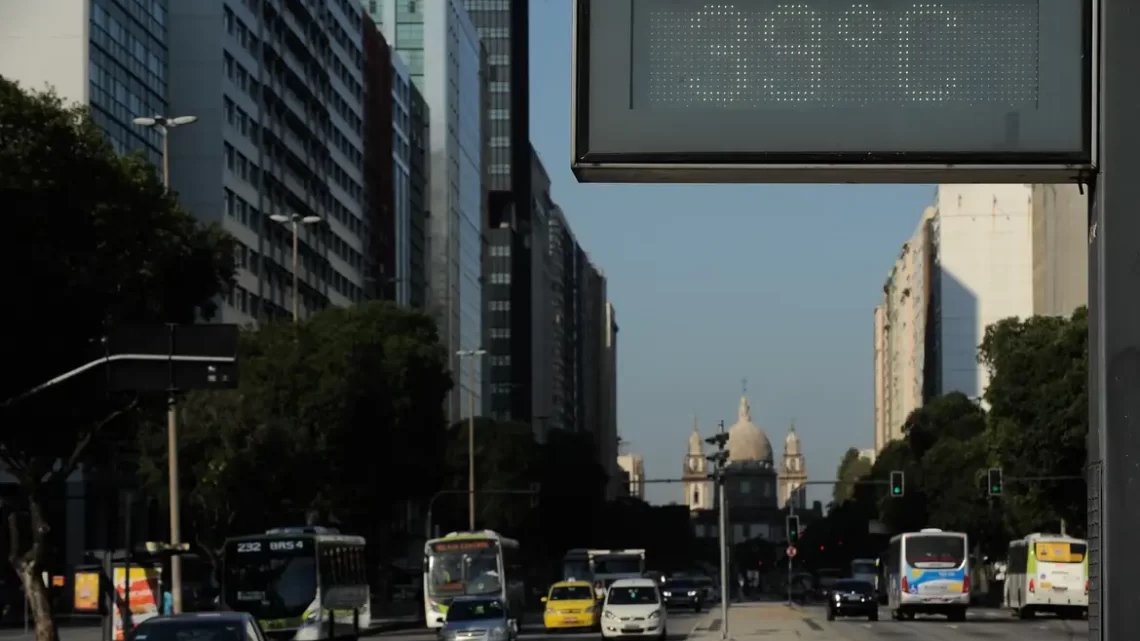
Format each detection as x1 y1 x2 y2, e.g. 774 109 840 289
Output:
0 78 233 641
138 301 451 563
832 447 873 505
441 418 539 534
980 307 1088 536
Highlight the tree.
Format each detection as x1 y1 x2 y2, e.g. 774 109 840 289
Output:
0 78 233 641
441 418 539 535
832 447 873 505
138 301 452 569
979 307 1088 537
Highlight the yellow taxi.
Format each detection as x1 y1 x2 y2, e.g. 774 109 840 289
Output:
543 580 601 631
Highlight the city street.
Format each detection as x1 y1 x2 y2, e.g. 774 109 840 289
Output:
370 611 709 641
681 603 1086 641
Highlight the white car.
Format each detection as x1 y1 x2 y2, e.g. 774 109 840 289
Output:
601 578 667 639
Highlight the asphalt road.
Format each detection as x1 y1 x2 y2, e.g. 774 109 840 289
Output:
800 605 1087 641
371 610 709 641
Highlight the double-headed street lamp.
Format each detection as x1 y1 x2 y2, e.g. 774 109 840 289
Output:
456 348 487 530
132 114 198 615
269 213 322 321
131 115 197 188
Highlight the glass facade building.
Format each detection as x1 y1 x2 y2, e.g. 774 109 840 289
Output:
367 0 486 421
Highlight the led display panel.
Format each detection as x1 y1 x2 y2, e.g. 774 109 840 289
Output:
572 0 1093 183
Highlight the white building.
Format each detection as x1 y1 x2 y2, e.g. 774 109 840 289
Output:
369 0 485 422
168 0 369 324
874 184 1083 451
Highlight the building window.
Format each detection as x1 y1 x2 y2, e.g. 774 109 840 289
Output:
739 480 751 494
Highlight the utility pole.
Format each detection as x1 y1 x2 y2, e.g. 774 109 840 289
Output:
456 349 486 530
706 421 730 640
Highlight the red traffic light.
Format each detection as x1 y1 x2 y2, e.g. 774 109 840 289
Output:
819 545 825 551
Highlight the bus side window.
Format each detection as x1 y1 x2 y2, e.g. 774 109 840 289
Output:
320 547 333 591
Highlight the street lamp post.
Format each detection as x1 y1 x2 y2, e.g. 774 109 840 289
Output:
132 114 198 616
456 348 487 530
269 213 322 321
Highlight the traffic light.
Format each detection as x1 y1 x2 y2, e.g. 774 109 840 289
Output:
786 514 800 544
988 468 1003 496
890 470 905 497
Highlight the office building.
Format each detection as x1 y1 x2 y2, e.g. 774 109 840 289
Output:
617 454 646 500
873 184 1085 452
167 0 370 324
0 0 169 168
486 147 553 439
362 14 395 301
602 300 621 498
367 0 486 422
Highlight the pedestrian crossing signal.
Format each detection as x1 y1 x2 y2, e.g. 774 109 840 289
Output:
890 470 905 497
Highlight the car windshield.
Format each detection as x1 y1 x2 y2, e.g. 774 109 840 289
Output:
223 545 316 619
550 586 594 600
834 581 874 595
131 620 246 641
607 587 659 605
429 549 503 597
906 536 966 568
665 582 695 591
447 600 506 621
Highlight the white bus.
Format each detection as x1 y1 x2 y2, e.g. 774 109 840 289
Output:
885 528 970 621
1003 533 1088 620
423 530 524 629
223 527 371 640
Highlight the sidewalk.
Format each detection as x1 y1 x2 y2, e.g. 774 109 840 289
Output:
685 603 829 641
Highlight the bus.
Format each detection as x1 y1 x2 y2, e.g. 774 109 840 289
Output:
588 550 645 591
222 527 371 640
1003 533 1088 620
423 530 524 629
561 549 592 583
885 528 970 621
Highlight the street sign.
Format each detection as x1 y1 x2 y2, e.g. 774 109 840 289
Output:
787 546 798 558
571 0 1093 184
103 324 240 392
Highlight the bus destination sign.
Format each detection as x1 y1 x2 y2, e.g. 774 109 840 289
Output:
234 540 306 553
431 540 493 552
572 0 1092 184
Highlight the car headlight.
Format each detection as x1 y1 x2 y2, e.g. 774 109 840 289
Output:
603 610 616 619
687 591 697 597
545 608 555 615
663 591 672 597
648 610 661 619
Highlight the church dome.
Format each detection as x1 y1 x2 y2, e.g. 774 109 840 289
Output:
784 424 801 456
726 395 773 464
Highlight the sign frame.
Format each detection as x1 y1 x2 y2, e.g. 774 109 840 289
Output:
570 0 1098 184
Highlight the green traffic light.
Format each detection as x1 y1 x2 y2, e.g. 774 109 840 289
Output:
892 487 901 494
992 486 1000 492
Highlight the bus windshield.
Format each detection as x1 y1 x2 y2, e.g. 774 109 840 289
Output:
223 543 316 619
851 561 876 576
428 546 503 597
905 536 966 569
563 560 591 582
594 558 641 575
1036 541 1087 564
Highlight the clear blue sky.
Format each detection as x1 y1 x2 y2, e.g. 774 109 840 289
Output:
526 0 936 506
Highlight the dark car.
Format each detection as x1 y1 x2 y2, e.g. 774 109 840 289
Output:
661 580 704 612
826 580 878 621
128 612 265 641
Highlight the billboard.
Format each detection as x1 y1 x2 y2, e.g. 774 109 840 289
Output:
112 566 163 640
73 572 101 612
571 0 1094 183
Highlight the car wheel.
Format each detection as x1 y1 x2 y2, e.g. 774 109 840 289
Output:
868 611 878 622
658 626 667 640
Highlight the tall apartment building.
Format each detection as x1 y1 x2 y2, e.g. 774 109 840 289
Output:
602 300 621 498
0 0 168 167
873 184 1086 453
167 0 370 324
549 206 579 434
579 259 607 454
367 0 486 421
0 0 173 572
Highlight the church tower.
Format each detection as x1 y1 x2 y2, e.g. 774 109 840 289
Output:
778 422 808 509
682 417 714 511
